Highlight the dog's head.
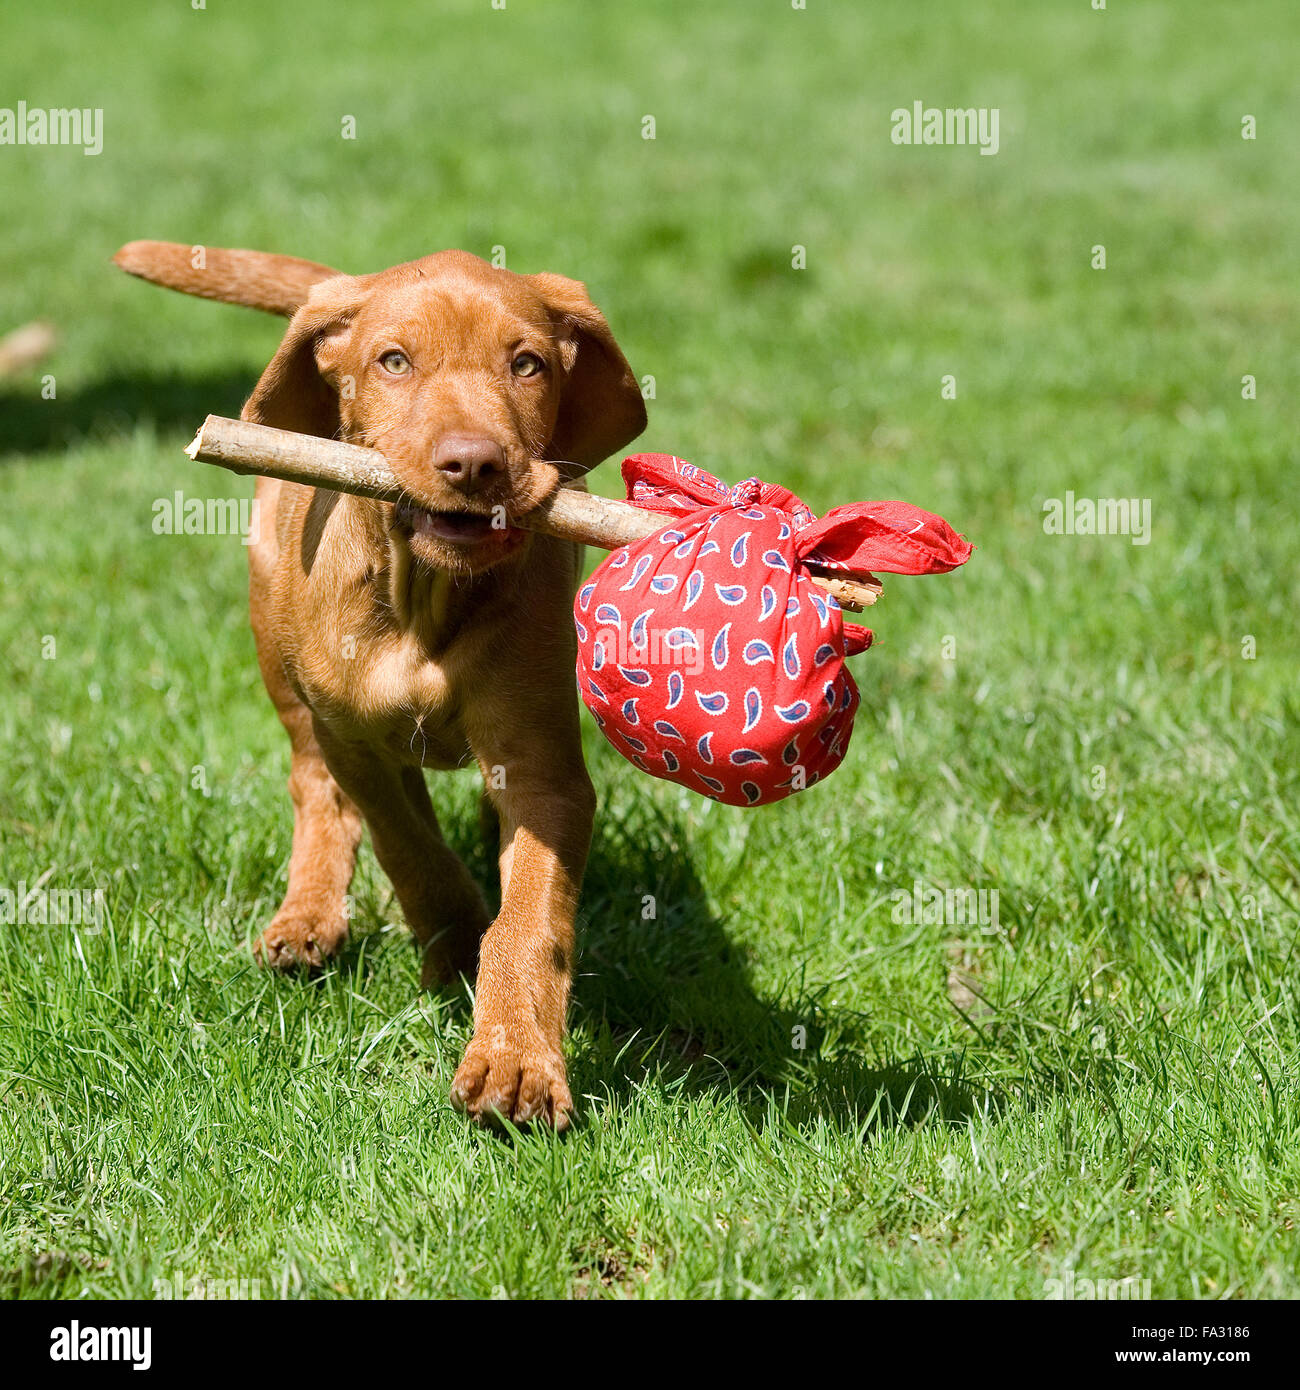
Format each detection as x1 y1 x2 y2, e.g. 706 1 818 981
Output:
242 251 646 573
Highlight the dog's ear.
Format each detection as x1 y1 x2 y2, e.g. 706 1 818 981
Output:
528 273 647 472
242 275 370 437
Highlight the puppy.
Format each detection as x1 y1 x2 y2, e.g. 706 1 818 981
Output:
115 240 647 1128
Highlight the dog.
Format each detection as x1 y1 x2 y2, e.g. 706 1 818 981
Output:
115 239 647 1128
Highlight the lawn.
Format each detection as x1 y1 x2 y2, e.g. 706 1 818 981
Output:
1 0 1298 1299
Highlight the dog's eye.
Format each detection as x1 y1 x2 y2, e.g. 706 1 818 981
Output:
511 352 545 378
379 350 412 375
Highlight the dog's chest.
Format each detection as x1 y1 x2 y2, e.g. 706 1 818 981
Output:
294 634 471 770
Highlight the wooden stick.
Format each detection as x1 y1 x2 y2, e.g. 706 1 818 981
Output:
186 415 882 610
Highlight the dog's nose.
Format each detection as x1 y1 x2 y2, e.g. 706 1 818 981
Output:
434 435 505 491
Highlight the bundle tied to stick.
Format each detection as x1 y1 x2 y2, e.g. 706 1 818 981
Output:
186 414 973 806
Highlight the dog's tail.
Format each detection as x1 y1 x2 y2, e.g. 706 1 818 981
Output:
113 240 341 317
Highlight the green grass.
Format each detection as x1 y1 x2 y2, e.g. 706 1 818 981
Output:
2 0 1299 1299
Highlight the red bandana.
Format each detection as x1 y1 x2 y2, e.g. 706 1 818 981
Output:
575 454 972 806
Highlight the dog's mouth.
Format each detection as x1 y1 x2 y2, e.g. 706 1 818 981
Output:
391 498 528 570
400 503 498 544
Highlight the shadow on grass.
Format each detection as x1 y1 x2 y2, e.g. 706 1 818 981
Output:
567 803 995 1138
0 369 253 458
213 695 993 1138
330 791 993 1137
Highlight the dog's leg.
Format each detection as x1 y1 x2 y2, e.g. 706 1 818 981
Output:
251 654 364 971
312 732 491 984
396 763 493 982
248 487 362 970
450 744 595 1129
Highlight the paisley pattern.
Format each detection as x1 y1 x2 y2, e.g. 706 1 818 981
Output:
573 454 972 807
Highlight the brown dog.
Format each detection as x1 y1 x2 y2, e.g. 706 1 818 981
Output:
115 240 647 1128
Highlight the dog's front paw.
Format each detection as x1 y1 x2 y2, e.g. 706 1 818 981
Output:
451 1029 573 1130
254 910 347 971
